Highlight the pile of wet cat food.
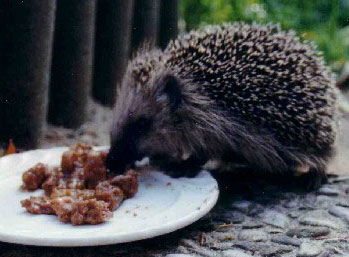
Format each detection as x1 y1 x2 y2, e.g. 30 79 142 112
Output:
20 143 138 225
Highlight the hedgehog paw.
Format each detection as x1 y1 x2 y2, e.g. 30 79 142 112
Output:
159 156 205 178
298 167 328 190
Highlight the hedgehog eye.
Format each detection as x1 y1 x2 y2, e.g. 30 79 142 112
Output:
136 117 152 131
124 117 153 140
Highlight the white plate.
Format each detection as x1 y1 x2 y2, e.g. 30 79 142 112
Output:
0 147 219 247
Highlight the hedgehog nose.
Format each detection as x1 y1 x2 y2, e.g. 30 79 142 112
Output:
105 151 123 174
106 144 139 174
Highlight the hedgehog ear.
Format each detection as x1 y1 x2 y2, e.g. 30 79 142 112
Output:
162 75 182 112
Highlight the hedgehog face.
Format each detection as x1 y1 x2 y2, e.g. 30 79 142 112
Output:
106 73 187 173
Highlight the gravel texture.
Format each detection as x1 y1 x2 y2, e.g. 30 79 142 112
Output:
1 98 349 256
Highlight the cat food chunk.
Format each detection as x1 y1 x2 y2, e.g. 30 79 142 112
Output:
110 170 138 198
22 163 48 190
21 196 54 214
20 143 138 226
95 181 124 211
70 199 112 225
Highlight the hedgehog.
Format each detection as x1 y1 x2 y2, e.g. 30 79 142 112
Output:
106 23 338 189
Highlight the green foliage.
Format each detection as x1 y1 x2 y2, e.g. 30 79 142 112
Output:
180 0 349 72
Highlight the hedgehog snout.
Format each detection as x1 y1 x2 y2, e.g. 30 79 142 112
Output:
106 139 143 174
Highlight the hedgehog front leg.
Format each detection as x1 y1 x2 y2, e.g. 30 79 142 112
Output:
295 165 328 190
287 149 331 190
